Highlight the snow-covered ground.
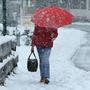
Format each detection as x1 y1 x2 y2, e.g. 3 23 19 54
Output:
1 25 90 90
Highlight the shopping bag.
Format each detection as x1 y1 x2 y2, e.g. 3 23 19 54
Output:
27 50 38 72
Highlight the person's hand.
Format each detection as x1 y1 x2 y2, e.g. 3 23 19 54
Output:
52 38 56 41
51 33 54 38
51 33 57 41
31 46 34 52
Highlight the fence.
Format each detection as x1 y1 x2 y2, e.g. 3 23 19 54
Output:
0 36 18 85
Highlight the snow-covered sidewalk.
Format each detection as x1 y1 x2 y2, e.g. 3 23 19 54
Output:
1 27 90 90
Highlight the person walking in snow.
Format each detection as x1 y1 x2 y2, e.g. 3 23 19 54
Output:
31 25 58 84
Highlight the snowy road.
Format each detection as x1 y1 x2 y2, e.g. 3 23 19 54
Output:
1 27 90 90
66 23 90 32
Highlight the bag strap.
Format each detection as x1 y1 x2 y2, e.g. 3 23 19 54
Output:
28 50 37 59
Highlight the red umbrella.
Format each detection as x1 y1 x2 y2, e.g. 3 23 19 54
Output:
32 6 74 28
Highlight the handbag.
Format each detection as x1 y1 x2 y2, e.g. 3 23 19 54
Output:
27 50 38 72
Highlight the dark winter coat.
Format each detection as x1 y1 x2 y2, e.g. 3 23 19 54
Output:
32 25 58 48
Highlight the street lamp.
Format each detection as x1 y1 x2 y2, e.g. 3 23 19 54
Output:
2 0 7 36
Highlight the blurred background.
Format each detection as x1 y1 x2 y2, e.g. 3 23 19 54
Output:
0 0 90 28
0 0 90 43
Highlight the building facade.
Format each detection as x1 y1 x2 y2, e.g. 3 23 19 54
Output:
68 0 90 21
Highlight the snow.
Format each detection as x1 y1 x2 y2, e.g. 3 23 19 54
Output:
1 23 90 90
0 35 16 45
72 22 90 25
0 51 17 68
0 23 34 35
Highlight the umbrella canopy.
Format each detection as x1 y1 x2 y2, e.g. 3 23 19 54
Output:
32 6 74 28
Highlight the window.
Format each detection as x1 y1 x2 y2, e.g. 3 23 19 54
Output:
70 0 86 9
59 0 68 8
80 0 86 9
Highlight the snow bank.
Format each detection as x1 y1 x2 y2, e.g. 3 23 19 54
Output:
0 35 16 45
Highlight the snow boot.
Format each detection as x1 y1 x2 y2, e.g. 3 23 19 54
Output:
40 77 49 84
40 77 45 82
44 77 49 84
